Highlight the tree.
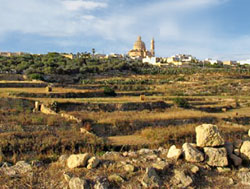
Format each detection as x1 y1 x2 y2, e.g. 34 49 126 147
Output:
92 48 95 55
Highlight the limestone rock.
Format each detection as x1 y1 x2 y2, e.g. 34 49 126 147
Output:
234 149 240 156
190 165 199 174
63 172 73 182
108 174 124 183
69 177 89 189
152 161 169 172
145 154 158 160
1 167 17 177
58 155 69 166
87 157 100 169
67 153 91 169
238 171 250 185
0 161 32 177
182 143 204 163
217 167 231 173
138 148 154 155
123 164 135 172
141 167 161 188
240 141 250 161
167 145 182 160
174 170 193 188
229 154 242 166
204 147 228 167
94 177 109 189
14 161 32 174
196 124 224 147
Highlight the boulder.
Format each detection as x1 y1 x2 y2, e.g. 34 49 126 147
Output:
141 167 161 188
145 154 158 160
67 153 91 169
196 124 224 147
87 157 100 169
14 161 32 174
152 161 169 172
204 147 228 167
0 161 32 177
167 145 182 160
108 174 124 183
190 165 199 174
174 170 193 188
138 148 154 155
69 177 89 189
63 172 73 182
123 164 135 172
229 154 242 166
58 154 69 166
217 167 231 173
182 143 204 163
94 177 109 189
240 141 250 161
238 171 250 185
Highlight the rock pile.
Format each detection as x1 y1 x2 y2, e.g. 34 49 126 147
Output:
66 153 100 170
167 124 249 168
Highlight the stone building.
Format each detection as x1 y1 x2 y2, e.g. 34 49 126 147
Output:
128 36 155 59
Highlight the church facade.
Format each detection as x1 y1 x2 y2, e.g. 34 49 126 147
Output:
128 36 155 59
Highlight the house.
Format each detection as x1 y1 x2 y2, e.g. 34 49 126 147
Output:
204 58 223 65
223 60 238 66
0 52 28 57
142 56 157 65
61 53 74 59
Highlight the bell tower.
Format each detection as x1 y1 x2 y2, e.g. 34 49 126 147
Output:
151 38 155 57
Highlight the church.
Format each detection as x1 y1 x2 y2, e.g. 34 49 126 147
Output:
128 36 155 59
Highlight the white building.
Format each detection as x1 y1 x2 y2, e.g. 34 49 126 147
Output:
204 58 223 65
142 56 157 65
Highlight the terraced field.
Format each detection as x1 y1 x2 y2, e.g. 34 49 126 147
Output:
0 72 249 154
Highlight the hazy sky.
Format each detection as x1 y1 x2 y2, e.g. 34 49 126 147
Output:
0 0 249 60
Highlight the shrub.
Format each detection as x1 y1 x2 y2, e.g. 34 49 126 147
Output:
173 97 190 108
103 86 117 97
27 73 44 81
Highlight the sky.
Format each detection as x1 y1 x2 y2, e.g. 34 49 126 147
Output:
0 0 250 60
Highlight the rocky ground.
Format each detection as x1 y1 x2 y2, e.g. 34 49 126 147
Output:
0 124 250 189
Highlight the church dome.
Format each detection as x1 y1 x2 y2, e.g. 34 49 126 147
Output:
133 36 146 51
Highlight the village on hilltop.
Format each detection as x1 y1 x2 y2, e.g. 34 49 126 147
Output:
1 36 250 68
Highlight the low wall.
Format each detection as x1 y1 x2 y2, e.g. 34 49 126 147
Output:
58 101 171 112
40 104 57 115
0 82 47 88
39 103 82 123
13 91 164 98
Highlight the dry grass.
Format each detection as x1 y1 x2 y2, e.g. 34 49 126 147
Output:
139 122 249 147
71 108 213 124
